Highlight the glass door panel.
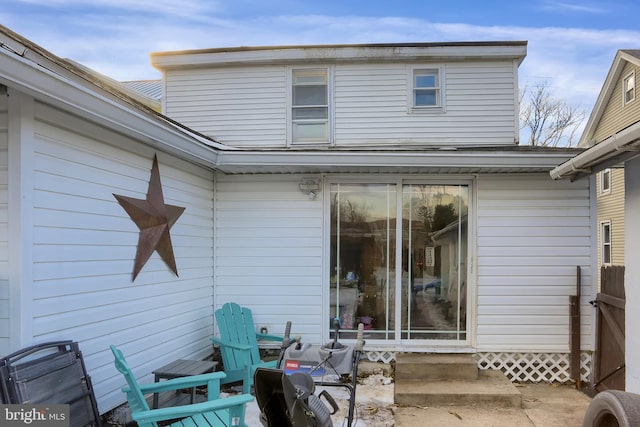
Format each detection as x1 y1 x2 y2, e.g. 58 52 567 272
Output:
329 183 396 340
402 184 468 340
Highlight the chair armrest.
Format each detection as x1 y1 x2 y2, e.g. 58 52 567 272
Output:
211 337 252 351
255 332 284 342
135 372 227 394
131 394 254 424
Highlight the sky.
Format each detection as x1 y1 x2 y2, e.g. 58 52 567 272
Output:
1 0 640 123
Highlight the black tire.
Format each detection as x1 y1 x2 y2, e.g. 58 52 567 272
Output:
583 390 640 427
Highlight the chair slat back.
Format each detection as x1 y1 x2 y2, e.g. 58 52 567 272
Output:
215 303 262 370
109 346 153 422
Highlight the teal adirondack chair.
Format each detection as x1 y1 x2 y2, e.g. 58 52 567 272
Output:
110 345 253 427
212 303 284 394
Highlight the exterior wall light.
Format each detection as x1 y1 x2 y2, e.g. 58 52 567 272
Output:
299 178 320 200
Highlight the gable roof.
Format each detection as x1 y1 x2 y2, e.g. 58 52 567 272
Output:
577 49 640 148
551 49 640 181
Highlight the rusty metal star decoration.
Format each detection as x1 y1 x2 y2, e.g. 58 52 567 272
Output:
114 155 185 281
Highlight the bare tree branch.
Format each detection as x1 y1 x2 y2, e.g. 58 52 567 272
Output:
520 82 585 147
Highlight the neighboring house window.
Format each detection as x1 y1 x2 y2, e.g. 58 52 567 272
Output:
623 71 635 105
600 168 611 194
292 68 329 143
410 67 443 110
601 221 612 265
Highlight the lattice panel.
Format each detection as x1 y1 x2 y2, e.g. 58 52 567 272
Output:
364 351 592 383
364 350 395 364
476 352 592 383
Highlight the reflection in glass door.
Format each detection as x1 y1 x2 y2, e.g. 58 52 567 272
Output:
402 184 468 340
329 182 469 343
330 183 396 340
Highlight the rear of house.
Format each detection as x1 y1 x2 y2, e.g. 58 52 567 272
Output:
153 42 595 382
0 28 597 414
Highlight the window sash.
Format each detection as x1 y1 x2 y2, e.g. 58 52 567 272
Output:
624 72 635 104
413 69 440 108
601 222 612 265
292 69 329 142
601 169 611 193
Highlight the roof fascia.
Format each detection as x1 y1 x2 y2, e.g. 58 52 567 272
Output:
0 32 221 168
216 149 576 173
578 50 640 147
151 42 527 70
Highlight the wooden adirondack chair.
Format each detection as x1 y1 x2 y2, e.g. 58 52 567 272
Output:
110 345 253 427
212 303 284 394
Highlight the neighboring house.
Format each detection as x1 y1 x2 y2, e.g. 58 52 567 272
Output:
577 52 640 288
551 49 640 393
1 23 596 414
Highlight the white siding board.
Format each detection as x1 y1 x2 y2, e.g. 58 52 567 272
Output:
476 174 592 352
214 175 324 342
165 67 287 146
27 103 215 412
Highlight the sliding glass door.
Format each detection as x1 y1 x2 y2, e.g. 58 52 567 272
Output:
329 181 469 344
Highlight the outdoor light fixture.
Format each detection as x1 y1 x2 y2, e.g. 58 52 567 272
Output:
299 178 320 200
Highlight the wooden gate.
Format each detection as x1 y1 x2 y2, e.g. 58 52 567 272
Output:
593 265 625 391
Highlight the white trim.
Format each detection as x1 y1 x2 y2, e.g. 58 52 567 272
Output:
600 168 612 194
600 220 612 266
7 89 35 349
623 70 636 106
407 65 445 113
324 175 475 350
288 66 333 146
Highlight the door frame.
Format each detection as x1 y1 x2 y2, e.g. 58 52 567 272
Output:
322 174 477 351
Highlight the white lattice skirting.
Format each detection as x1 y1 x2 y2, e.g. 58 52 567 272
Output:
365 351 592 383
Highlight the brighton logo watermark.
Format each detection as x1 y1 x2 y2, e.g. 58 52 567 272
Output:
1 404 69 426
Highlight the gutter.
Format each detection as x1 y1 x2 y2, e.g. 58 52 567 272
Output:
550 121 640 181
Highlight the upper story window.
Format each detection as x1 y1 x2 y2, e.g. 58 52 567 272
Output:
412 68 441 108
600 168 611 194
292 68 329 144
623 71 635 105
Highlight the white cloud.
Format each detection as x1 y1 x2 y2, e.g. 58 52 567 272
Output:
3 10 638 116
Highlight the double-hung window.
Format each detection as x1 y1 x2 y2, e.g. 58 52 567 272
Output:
601 221 612 265
624 71 635 105
600 168 611 194
292 68 329 143
411 68 441 109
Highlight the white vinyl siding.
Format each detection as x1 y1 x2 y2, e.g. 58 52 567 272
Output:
476 175 592 352
333 61 517 146
0 88 8 351
28 102 215 412
163 60 518 148
214 174 324 343
164 66 288 147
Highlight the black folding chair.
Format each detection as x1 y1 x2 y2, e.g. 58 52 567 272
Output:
0 340 101 427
